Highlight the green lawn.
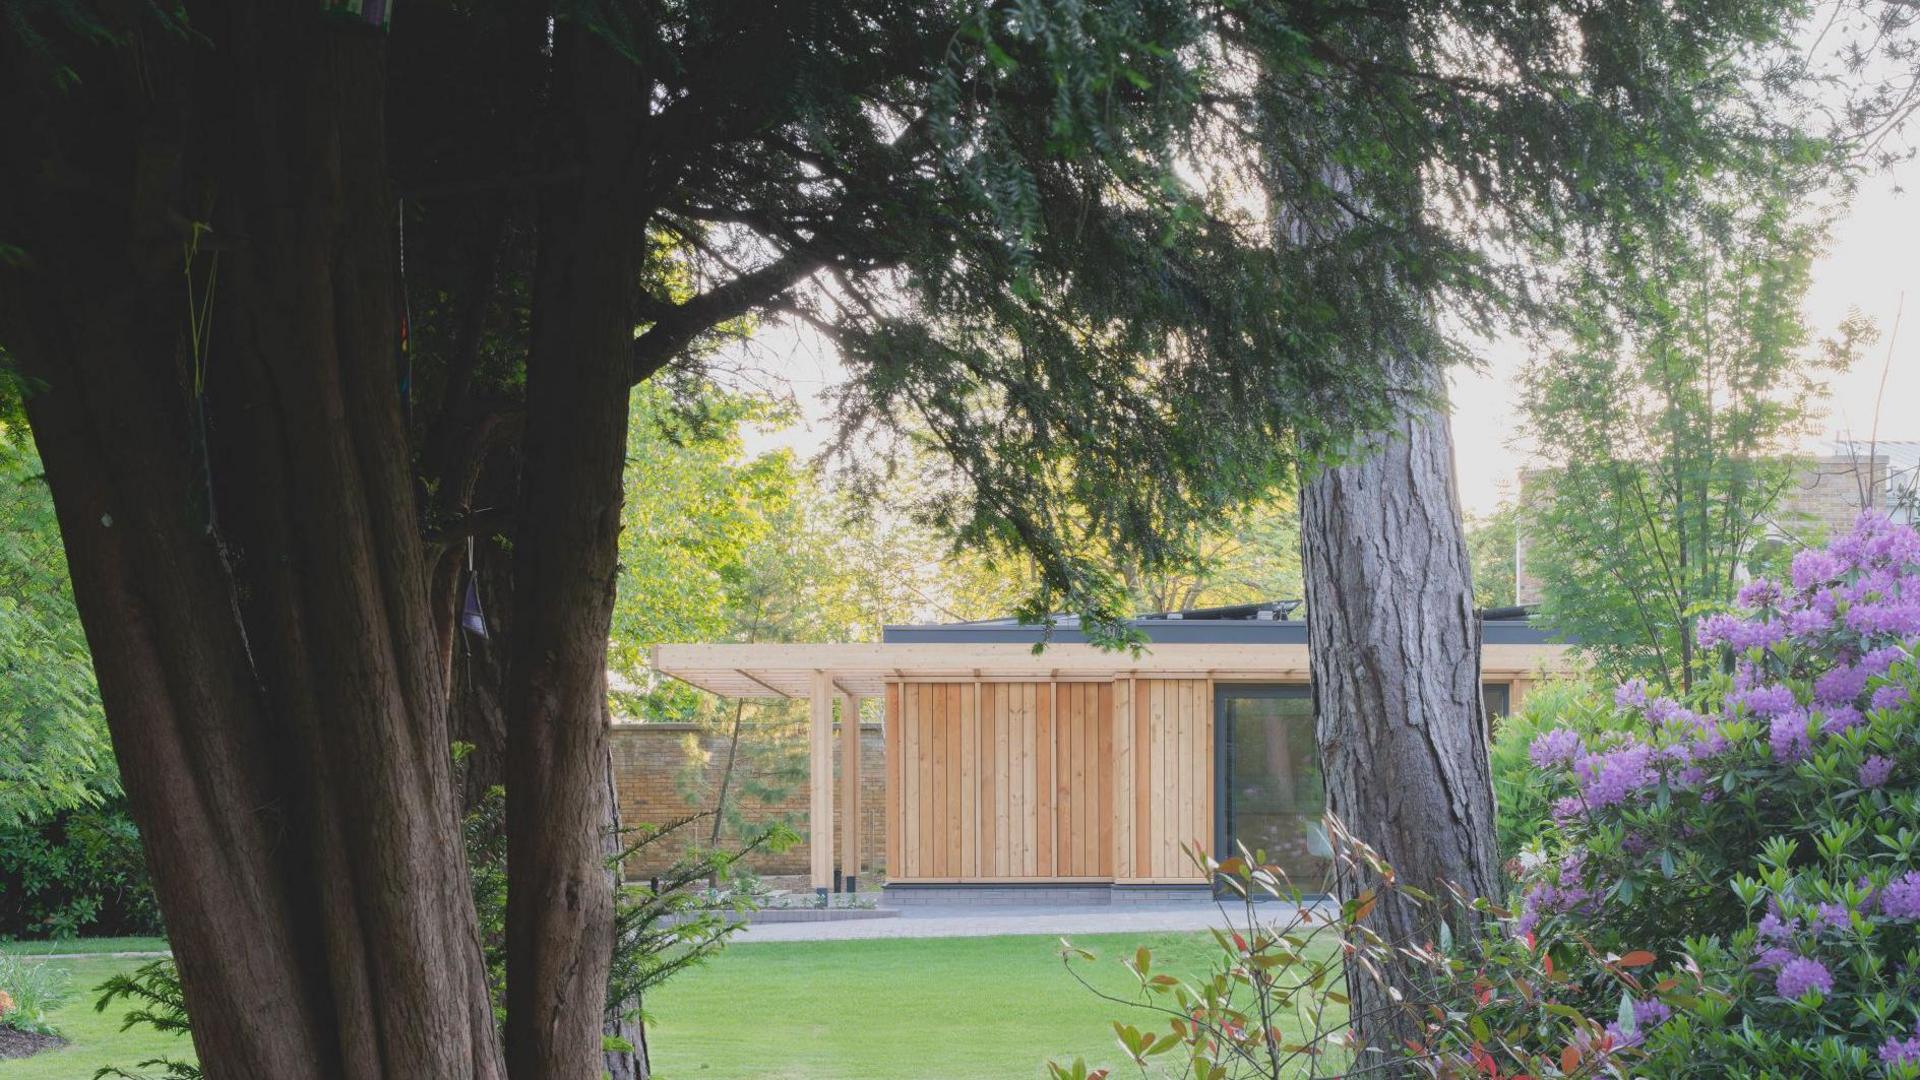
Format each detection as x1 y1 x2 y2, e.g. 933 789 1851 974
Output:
0 956 196 1080
648 931 1320 1080
0 938 170 958
2 931 1328 1079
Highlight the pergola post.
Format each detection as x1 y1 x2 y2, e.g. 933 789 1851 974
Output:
809 671 834 904
839 690 862 892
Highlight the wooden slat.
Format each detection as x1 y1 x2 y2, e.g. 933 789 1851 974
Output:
1203 678 1215 862
996 684 1011 877
1105 680 1121 876
1133 676 1149 876
1175 680 1190 864
1038 681 1054 877
921 684 936 880
945 681 963 880
961 681 977 877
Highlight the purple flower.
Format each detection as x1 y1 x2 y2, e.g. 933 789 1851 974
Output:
1774 956 1833 1000
1732 684 1797 717
1757 910 1798 942
1644 697 1692 728
1880 1019 1920 1067
1738 578 1784 607
1846 601 1920 637
1880 872 1920 921
1603 1002 1669 1050
1810 902 1851 934
1872 683 1911 711
1574 742 1657 807
1529 728 1582 767
1615 678 1650 709
1860 755 1896 789
1815 664 1870 705
1769 712 1813 764
1820 705 1864 735
1791 549 1848 591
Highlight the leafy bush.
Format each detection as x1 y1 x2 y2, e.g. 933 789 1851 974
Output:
1511 513 1920 1074
1049 825 1640 1079
0 800 162 940
1489 678 1637 866
0 951 71 1036
90 959 199 1080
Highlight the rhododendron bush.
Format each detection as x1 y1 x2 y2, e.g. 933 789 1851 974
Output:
1515 514 1920 1075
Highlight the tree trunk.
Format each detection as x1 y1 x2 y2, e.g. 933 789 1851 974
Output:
503 17 646 1079
1299 366 1500 1059
602 743 651 1080
2 13 504 1079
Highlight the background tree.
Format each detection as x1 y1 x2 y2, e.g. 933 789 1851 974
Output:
1520 195 1867 691
1466 506 1520 610
0 431 112 824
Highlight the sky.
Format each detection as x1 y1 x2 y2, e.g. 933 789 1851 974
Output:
732 136 1920 523
1449 167 1920 517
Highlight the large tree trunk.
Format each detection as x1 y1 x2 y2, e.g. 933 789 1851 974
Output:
2 12 505 1079
503 16 646 1078
1300 367 1500 1059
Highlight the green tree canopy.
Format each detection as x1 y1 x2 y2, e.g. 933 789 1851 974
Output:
1520 191 1871 688
0 432 113 824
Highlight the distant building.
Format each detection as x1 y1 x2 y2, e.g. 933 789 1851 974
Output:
1515 445 1911 606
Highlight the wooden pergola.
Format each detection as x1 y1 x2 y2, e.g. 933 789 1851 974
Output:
651 640 1574 898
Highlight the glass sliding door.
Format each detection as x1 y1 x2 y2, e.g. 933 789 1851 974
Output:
1214 685 1328 888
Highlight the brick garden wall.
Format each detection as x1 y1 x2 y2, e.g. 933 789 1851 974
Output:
610 722 886 882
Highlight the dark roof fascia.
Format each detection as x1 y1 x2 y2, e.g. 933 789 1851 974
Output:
882 618 1565 647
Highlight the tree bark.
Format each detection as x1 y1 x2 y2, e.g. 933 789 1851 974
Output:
2 12 505 1079
602 743 650 1080
503 16 646 1079
1299 366 1500 1059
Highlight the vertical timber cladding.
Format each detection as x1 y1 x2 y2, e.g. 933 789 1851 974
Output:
884 675 1202 882
1111 677 1214 883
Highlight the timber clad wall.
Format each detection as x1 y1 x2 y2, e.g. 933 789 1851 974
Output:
609 723 884 879
886 677 1211 885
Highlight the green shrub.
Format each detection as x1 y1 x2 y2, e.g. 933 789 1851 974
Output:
0 952 72 1036
90 959 199 1080
1507 514 1920 1074
0 800 162 940
1050 825 1640 1079
1489 677 1635 867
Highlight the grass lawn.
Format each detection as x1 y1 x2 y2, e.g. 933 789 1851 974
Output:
2 931 1333 1079
648 930 1332 1080
0 938 170 958
0 956 195 1080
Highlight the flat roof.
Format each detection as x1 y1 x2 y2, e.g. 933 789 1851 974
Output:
650 638 1574 701
883 616 1562 647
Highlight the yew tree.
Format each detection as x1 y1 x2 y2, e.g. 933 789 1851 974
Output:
1 0 1911 1077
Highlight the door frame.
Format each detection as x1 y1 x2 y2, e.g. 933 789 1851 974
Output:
1212 683 1316 894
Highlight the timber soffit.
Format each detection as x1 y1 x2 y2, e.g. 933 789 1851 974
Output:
650 641 1575 701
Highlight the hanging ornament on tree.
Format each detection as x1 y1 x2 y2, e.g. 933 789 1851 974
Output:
461 535 488 638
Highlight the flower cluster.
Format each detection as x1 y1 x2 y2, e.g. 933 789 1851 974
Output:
1884 1019 1920 1068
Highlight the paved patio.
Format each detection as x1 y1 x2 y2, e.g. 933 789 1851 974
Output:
732 901 1302 942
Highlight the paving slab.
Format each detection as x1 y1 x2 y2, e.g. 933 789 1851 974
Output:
731 901 1319 942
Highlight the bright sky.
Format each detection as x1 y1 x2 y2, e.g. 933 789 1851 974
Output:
1450 167 1920 517
735 157 1920 521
